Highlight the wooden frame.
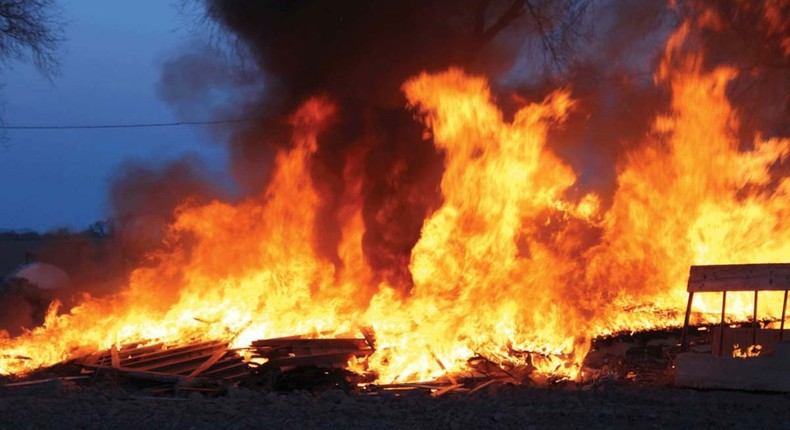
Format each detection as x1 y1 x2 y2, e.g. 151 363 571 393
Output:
680 264 790 353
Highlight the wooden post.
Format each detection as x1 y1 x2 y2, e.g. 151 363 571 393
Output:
719 291 727 356
781 290 788 340
680 292 694 352
111 344 120 369
752 290 759 347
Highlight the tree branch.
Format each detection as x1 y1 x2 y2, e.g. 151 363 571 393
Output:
479 0 527 46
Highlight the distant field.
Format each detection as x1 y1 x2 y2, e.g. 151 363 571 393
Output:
0 234 126 282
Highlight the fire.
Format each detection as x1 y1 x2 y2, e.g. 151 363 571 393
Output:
366 69 595 381
1 9 789 383
585 17 790 328
732 344 762 358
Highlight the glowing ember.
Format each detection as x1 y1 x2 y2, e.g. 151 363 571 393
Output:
733 344 762 358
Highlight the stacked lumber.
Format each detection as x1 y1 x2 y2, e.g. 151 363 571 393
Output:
251 336 374 370
78 339 248 382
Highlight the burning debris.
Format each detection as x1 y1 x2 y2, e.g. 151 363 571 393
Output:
0 324 687 398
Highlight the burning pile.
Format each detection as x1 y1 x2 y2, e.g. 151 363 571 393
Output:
1 0 789 389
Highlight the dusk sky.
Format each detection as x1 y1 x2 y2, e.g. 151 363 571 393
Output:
0 1 227 232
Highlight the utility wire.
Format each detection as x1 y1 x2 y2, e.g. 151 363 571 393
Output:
0 118 255 130
0 71 659 131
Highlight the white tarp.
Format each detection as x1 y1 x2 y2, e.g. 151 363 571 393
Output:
7 263 70 290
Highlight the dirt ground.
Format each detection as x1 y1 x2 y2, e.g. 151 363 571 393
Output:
1 380 788 430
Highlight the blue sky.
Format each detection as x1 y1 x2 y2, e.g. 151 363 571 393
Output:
0 1 228 231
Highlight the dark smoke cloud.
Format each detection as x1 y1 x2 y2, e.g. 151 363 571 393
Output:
190 0 589 288
158 44 263 124
110 156 226 261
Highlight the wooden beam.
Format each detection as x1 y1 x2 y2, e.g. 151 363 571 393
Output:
430 383 463 397
753 291 759 346
780 290 788 338
719 292 727 356
188 349 229 378
251 338 370 350
687 264 790 292
110 345 120 369
263 350 373 369
680 292 694 352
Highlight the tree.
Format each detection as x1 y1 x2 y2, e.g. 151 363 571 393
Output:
0 0 64 76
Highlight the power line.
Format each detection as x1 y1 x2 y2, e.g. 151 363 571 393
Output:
0 118 255 130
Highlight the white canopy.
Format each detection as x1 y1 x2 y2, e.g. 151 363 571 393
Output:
7 262 70 290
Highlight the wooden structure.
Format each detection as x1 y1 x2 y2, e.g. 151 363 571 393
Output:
679 263 790 354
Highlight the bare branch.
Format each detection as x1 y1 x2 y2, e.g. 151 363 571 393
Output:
473 0 493 36
0 0 64 76
480 0 527 46
523 0 559 67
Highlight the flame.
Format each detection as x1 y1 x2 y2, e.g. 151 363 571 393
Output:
586 16 790 327
369 69 593 381
1 11 789 382
732 344 762 358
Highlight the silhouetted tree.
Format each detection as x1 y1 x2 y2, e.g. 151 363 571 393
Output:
0 0 64 76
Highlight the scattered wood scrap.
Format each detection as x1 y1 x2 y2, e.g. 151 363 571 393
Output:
77 339 248 383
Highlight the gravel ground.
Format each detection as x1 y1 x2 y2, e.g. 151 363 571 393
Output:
0 380 788 429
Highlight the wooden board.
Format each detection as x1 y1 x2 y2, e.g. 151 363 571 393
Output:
687 264 790 292
263 350 373 369
251 336 374 370
251 338 370 350
675 342 790 392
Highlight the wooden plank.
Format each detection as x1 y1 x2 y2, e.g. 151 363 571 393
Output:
92 365 188 382
139 356 212 375
687 264 790 292
118 342 165 357
78 339 249 382
251 338 370 350
429 350 458 386
121 342 226 368
188 349 230 378
110 345 120 369
253 346 366 360
3 376 90 387
81 342 196 368
199 361 249 379
430 383 463 397
377 382 449 389
469 378 501 393
264 350 373 369
360 327 376 350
